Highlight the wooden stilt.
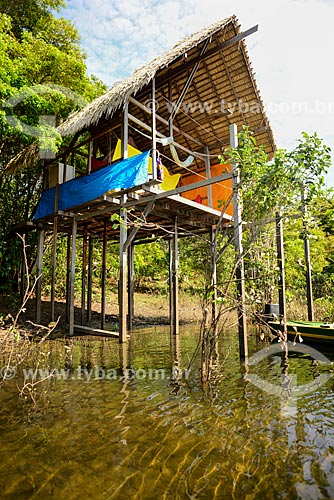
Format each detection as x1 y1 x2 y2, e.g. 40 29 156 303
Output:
127 243 134 331
151 78 157 180
205 146 213 208
69 217 77 336
230 124 248 359
119 197 128 343
35 228 44 324
51 216 58 322
301 188 314 321
169 238 174 332
101 220 107 330
87 236 93 325
210 226 217 332
65 233 71 323
276 212 287 336
81 228 88 325
172 218 179 335
119 102 129 343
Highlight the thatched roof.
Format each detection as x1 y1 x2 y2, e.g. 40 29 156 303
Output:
5 15 275 174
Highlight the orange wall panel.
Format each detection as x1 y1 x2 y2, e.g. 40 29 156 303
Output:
181 164 233 216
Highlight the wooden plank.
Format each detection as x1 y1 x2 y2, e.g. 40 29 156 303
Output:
74 324 119 338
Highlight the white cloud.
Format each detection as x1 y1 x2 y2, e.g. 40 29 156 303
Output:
62 0 334 183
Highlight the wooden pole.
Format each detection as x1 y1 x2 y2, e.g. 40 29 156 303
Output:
127 243 135 331
35 228 44 324
87 236 93 325
69 217 77 336
119 103 129 343
301 188 314 321
172 218 179 335
205 146 213 208
81 228 88 325
275 212 287 338
230 124 248 359
65 233 71 323
101 219 107 330
119 197 128 342
169 238 174 332
151 78 157 180
210 226 217 333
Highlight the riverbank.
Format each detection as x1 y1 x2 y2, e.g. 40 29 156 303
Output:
0 291 204 340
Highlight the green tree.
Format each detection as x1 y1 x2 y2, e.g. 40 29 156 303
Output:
0 6 107 290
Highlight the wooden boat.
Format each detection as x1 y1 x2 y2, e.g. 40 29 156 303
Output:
267 320 334 344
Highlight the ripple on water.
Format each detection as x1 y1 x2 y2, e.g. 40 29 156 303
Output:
0 330 334 499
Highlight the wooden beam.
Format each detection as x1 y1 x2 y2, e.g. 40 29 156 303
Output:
169 38 210 122
151 78 157 179
74 324 119 338
122 171 232 208
129 96 204 147
138 26 258 98
128 112 205 161
123 200 155 252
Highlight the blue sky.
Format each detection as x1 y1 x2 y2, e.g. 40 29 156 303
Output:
60 0 334 184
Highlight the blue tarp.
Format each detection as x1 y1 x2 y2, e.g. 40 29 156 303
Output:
33 151 150 220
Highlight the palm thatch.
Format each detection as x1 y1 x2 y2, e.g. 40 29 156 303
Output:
5 15 275 174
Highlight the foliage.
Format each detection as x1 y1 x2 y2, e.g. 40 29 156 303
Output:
0 5 107 291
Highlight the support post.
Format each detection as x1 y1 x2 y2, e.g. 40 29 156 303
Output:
301 188 314 321
87 236 93 325
230 124 248 359
151 78 157 180
127 243 135 331
205 146 213 208
101 219 107 330
169 238 174 332
119 105 129 342
65 233 71 323
119 196 128 342
275 212 287 336
210 226 217 333
81 228 88 325
69 217 77 336
35 228 44 324
172 218 179 335
51 217 58 322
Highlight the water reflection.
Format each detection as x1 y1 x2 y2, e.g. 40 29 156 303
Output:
0 329 333 499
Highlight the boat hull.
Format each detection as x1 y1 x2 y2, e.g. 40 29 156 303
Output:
268 320 334 344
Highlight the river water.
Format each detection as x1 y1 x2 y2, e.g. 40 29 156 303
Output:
0 328 334 499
